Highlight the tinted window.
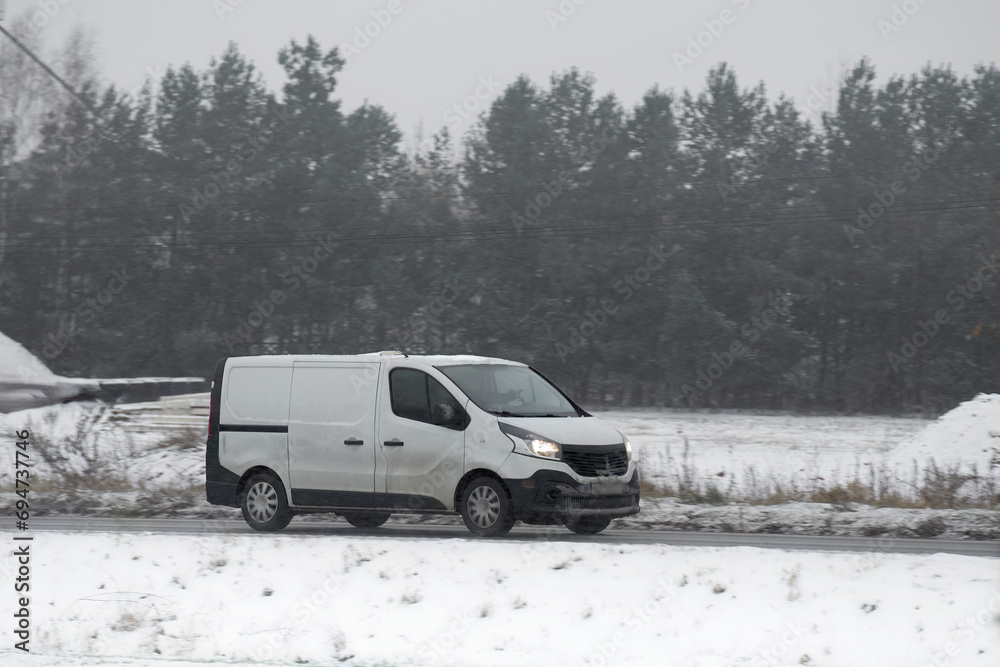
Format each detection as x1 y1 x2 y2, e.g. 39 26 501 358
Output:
389 368 466 429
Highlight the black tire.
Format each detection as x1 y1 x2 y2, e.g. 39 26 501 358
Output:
240 471 293 532
343 512 391 528
460 476 515 537
564 516 612 534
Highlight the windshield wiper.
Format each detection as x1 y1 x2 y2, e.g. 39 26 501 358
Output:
493 411 572 418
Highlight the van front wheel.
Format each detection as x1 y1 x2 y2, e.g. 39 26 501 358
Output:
240 472 293 532
460 477 515 537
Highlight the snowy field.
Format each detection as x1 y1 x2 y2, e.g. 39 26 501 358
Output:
0 396 941 500
1 531 998 667
607 409 929 477
608 397 999 498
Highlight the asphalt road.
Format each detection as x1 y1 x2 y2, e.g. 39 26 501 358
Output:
10 516 999 557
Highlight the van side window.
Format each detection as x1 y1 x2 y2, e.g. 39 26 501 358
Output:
389 368 466 430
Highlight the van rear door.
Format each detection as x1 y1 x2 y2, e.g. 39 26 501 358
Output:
287 362 380 507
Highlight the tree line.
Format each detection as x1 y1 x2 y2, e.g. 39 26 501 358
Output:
1 24 998 414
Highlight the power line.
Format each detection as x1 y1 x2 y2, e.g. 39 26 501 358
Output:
9 194 999 244
1 157 995 218
8 198 999 254
0 22 95 114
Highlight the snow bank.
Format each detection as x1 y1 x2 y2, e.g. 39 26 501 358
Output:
0 532 997 667
890 394 1000 470
0 399 203 502
0 331 98 411
0 330 61 385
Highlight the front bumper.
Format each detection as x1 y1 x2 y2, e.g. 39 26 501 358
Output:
506 468 640 521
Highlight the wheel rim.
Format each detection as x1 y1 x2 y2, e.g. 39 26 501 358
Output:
468 485 501 528
247 481 278 523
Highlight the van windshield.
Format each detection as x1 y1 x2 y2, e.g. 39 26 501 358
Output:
437 364 581 417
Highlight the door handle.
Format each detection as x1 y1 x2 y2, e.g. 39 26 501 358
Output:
343 438 364 446
383 439 404 447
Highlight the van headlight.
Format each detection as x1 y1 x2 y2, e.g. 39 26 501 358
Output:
526 437 561 459
499 422 562 460
624 437 632 460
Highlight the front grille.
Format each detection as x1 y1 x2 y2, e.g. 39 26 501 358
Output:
561 446 629 477
557 495 638 512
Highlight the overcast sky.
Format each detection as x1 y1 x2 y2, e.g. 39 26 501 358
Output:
3 0 998 149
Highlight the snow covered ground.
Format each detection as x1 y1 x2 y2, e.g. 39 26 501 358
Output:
0 396 935 501
1 531 998 667
610 402 997 501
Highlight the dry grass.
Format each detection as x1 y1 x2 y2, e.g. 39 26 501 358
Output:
637 444 1000 510
31 407 136 492
155 427 203 451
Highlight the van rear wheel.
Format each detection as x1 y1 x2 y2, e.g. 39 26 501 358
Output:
343 512 390 528
240 472 293 532
564 516 612 534
460 477 515 537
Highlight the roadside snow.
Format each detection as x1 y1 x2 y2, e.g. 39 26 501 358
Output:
889 393 1000 470
597 409 930 490
0 532 997 666
621 498 1000 540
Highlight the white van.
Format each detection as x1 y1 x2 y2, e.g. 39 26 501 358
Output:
205 352 639 536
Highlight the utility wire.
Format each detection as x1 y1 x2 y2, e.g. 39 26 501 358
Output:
1 158 995 217
0 22 95 114
8 199 999 254
9 195 1000 245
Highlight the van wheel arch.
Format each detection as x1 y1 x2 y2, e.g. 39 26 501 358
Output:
454 469 511 513
236 466 288 506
